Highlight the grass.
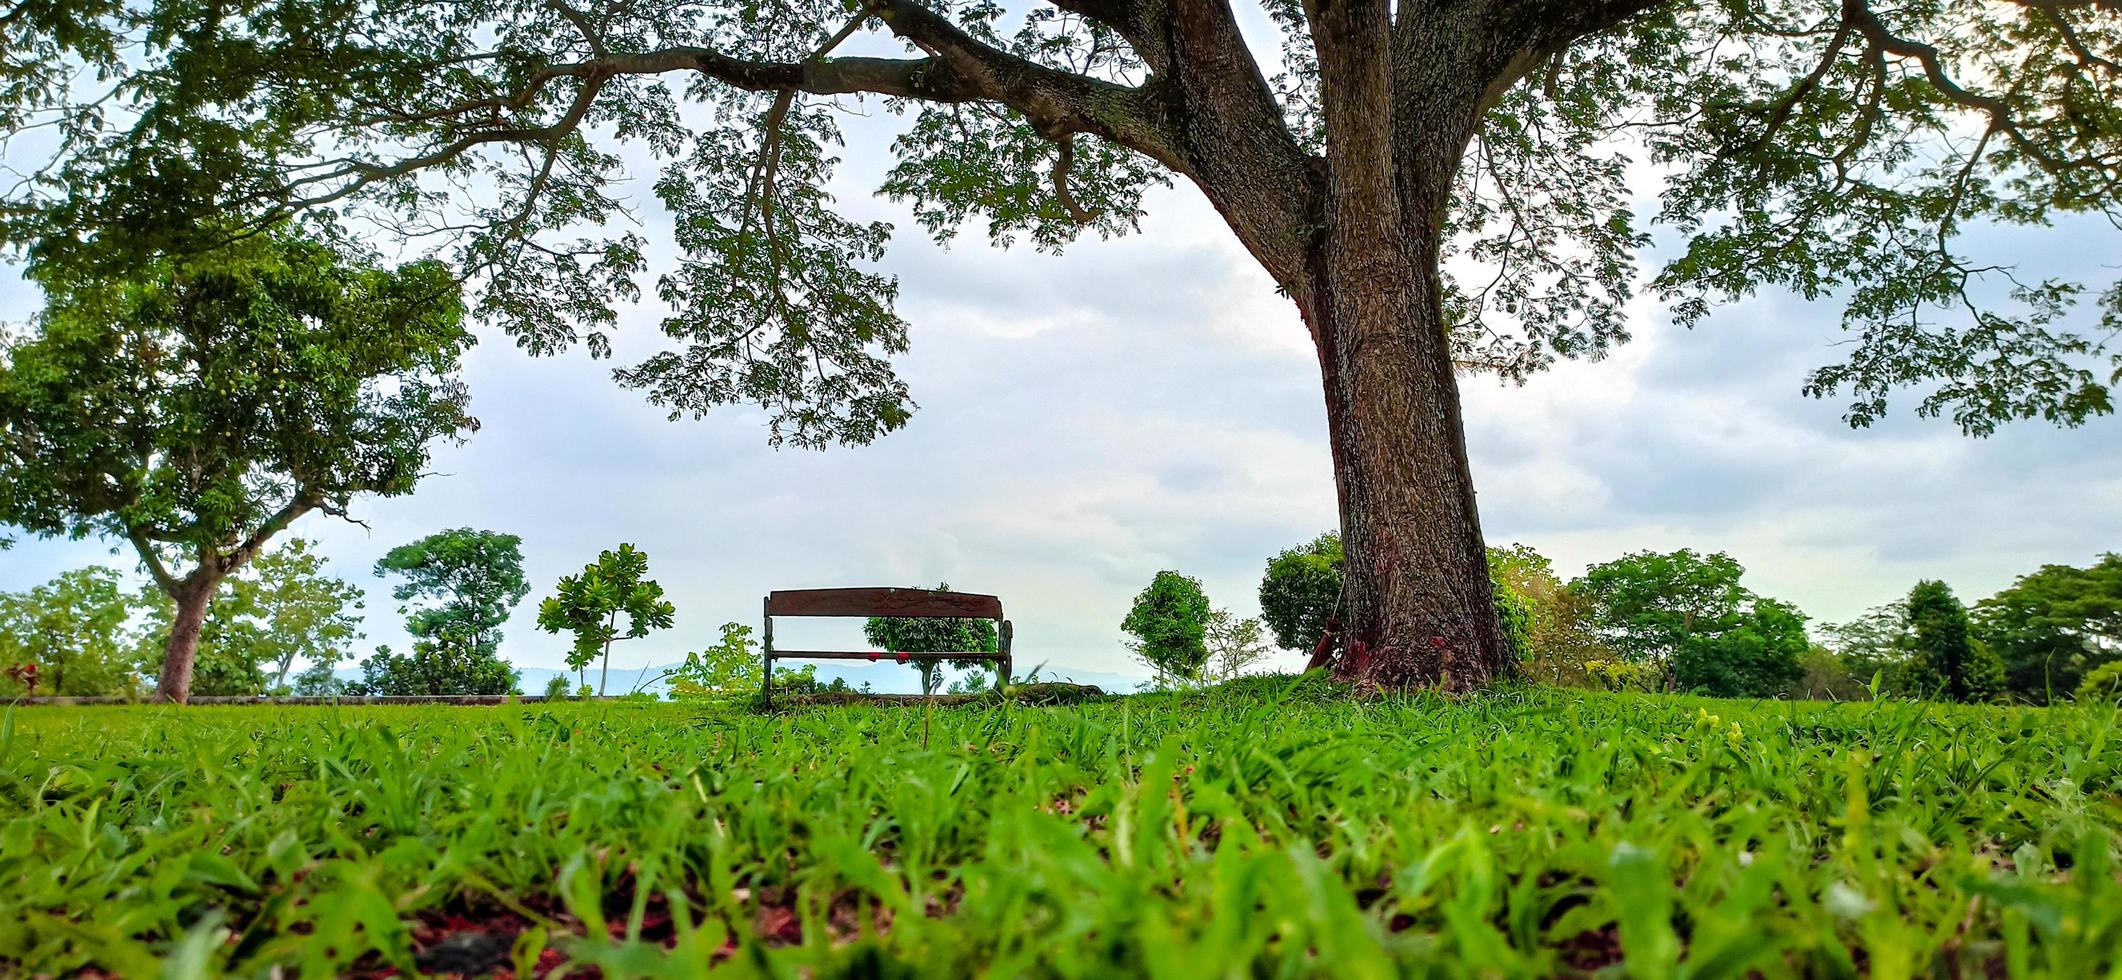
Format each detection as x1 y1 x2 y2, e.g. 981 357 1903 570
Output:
1 676 2118 977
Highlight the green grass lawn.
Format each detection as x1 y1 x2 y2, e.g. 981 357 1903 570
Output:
2 678 2118 977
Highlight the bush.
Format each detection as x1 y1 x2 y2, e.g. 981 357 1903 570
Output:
2077 660 2122 703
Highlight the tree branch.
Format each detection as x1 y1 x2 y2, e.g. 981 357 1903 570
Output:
125 525 181 595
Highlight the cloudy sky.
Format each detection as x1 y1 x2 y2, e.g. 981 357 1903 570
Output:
5 47 2118 689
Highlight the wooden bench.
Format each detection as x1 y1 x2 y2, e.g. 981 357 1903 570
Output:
761 587 1013 706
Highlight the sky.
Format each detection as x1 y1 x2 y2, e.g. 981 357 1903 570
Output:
4 27 2119 689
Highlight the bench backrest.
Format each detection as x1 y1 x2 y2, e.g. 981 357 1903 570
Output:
759 588 1013 705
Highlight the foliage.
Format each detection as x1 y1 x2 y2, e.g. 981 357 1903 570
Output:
376 530 531 655
1820 601 1912 690
667 623 764 703
1204 609 1272 680
1489 545 1609 687
242 540 366 691
0 232 473 698
543 675 575 701
1583 659 1659 693
373 529 529 694
8 0 2119 441
861 583 999 695
1789 645 1876 702
350 643 519 697
535 544 676 695
1260 534 1542 665
1573 549 1807 697
2076 660 2122 703
291 660 345 697
0 567 140 697
1898 580 2004 704
1490 576 1535 666
1258 534 1345 652
4 688 2119 974
1974 553 2122 703
1121 571 1212 681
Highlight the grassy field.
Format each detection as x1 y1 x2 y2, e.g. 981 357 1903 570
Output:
2 678 2118 977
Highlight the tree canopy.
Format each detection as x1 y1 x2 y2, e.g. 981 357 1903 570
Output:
0 567 138 697
536 542 677 694
2 0 2115 438
370 528 531 694
1572 549 1806 697
0 232 474 700
1122 570 1212 681
6 0 2118 690
1973 552 2122 701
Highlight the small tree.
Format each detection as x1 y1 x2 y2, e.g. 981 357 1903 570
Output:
1122 571 1212 683
0 233 474 702
1205 609 1271 681
1900 580 2003 703
536 543 677 696
0 567 141 697
861 582 999 695
668 623 820 702
373 529 529 693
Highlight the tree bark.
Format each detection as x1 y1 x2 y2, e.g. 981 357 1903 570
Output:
1299 250 1506 691
154 577 218 704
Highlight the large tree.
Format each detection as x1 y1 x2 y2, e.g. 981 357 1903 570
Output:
0 235 475 702
6 0 2118 690
1973 553 2122 701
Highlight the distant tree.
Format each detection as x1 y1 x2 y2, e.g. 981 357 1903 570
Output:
1205 609 1272 680
536 543 677 696
1899 580 2003 703
1572 549 1804 697
862 583 999 695
1973 554 2122 703
1820 601 1911 689
1488 544 1608 687
1789 644 1873 701
543 675 575 701
2078 660 2122 704
1260 535 1346 653
292 660 345 697
373 529 529 694
242 539 365 691
352 641 519 696
0 567 141 697
1123 571 1212 683
0 233 474 702
1670 596 1810 699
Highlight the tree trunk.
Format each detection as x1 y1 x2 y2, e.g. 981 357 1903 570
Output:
1298 237 1506 692
153 577 218 704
